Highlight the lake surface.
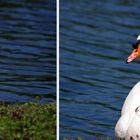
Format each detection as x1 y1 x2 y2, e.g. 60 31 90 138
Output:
60 0 140 139
0 1 56 103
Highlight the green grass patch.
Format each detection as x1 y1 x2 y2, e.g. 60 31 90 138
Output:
0 102 56 140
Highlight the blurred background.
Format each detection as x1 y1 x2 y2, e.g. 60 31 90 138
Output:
0 1 56 103
60 0 140 139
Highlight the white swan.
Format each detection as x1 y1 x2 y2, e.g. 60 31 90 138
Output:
115 35 140 140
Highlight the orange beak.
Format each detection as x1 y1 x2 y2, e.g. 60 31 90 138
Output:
126 49 140 63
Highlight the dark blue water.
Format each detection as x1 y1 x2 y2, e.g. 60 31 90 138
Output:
60 0 140 139
0 1 56 103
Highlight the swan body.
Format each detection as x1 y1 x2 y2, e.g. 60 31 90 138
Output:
115 82 140 139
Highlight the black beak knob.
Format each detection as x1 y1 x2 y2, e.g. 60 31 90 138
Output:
126 58 129 64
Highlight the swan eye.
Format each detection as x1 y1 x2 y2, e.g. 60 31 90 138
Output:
132 43 138 49
132 40 140 49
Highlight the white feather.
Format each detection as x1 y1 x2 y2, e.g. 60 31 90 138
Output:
137 35 140 40
115 82 140 140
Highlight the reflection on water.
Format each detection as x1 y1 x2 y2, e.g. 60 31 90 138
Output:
60 0 140 139
0 1 56 102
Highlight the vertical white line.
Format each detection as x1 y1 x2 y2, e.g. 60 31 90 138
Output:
56 0 59 139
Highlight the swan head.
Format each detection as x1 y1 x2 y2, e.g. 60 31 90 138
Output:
126 35 140 63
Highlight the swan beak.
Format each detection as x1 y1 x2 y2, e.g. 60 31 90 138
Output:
126 49 139 63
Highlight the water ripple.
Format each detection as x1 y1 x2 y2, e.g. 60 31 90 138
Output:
60 0 140 139
0 1 56 103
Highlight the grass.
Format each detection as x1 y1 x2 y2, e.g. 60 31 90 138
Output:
0 102 56 140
